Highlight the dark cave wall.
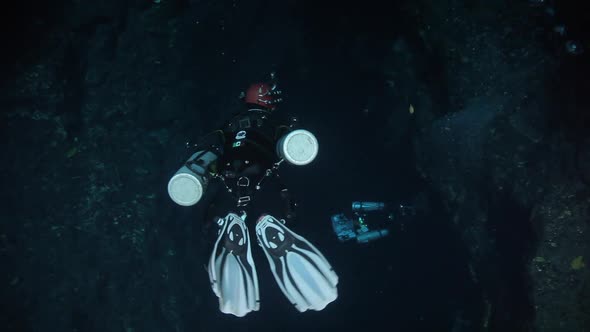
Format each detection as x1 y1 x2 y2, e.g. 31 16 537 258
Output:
410 1 590 331
1 0 589 331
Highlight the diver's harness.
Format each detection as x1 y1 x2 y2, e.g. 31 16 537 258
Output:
213 158 285 207
185 108 294 208
182 146 284 207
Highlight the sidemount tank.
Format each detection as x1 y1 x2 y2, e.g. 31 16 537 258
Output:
276 129 319 166
167 150 218 206
356 229 389 243
352 201 386 212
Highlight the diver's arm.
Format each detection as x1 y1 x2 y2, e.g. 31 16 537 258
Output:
185 129 225 151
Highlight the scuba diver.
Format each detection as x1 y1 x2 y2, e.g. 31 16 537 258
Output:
331 201 416 244
167 73 338 317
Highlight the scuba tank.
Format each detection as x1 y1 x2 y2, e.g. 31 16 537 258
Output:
351 201 386 212
168 150 218 206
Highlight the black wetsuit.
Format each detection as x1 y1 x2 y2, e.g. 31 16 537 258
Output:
206 106 296 222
